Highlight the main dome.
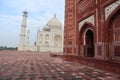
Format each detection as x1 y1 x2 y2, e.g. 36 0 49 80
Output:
46 15 62 30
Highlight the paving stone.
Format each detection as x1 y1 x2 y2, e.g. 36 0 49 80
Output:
0 51 119 80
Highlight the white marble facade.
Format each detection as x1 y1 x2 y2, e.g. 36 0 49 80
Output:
18 12 63 52
36 15 64 52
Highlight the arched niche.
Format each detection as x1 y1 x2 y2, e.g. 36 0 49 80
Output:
54 35 62 48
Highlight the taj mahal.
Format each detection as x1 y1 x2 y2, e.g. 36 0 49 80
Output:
18 11 64 52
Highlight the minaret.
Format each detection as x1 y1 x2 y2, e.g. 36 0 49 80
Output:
36 27 40 46
36 27 40 52
18 10 28 51
26 30 30 46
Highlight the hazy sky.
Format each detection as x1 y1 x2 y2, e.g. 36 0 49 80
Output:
0 0 65 47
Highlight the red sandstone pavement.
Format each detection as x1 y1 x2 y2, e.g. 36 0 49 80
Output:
0 50 119 80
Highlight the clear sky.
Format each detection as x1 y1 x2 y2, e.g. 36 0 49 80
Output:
0 0 65 47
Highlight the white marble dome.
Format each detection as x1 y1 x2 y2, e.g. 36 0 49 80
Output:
46 14 62 30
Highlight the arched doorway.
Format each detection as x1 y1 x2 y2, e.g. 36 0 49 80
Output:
108 10 120 59
84 29 94 57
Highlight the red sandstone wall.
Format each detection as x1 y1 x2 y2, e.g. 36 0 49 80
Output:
64 0 120 61
64 0 78 54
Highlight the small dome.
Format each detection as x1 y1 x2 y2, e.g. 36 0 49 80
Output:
46 14 62 30
23 10 28 14
43 25 50 31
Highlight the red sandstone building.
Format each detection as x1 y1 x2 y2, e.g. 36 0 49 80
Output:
64 0 120 72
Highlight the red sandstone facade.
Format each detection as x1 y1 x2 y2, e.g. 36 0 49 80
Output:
64 0 120 61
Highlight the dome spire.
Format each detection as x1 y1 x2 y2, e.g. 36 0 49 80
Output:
54 13 56 18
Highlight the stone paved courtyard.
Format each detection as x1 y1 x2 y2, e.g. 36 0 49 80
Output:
0 50 119 80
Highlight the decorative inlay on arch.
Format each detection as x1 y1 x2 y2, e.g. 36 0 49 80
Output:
105 0 120 20
79 15 94 31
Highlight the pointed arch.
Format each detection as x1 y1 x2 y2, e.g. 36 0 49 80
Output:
54 35 62 47
106 5 120 26
79 22 95 35
79 22 95 45
79 22 95 57
106 6 120 60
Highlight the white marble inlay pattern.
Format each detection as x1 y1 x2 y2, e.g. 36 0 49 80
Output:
79 15 94 31
105 0 120 20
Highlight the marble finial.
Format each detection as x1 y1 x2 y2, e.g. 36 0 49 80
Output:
54 13 56 18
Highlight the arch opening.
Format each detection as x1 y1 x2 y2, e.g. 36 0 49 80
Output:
108 10 120 59
54 35 62 48
84 29 94 57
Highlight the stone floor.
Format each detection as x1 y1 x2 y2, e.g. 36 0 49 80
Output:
0 50 119 80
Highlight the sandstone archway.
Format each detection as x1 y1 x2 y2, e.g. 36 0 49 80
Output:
107 8 120 60
79 22 95 57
